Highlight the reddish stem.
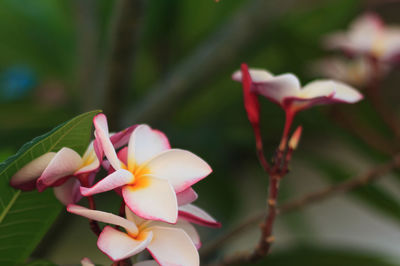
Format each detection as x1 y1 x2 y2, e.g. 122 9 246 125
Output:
279 110 295 151
80 174 101 236
253 124 271 173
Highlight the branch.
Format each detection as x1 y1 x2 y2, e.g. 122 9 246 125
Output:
102 0 143 129
203 153 400 264
122 0 325 126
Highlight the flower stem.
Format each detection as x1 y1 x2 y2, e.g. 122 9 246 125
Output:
80 174 101 236
253 124 270 172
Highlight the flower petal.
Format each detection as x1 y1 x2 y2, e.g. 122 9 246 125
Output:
146 226 199 266
144 149 212 193
10 152 56 191
54 179 82 205
238 64 260 126
98 226 152 262
232 68 274 83
252 73 301 105
118 147 128 165
110 124 138 149
127 125 170 170
179 204 221 228
67 204 139 234
75 142 100 176
303 80 363 103
149 220 201 249
298 80 335 99
94 113 122 170
81 257 94 266
36 148 83 191
80 169 134 196
122 176 178 223
177 187 198 206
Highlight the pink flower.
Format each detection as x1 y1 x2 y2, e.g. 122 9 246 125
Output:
324 13 400 63
80 114 212 224
10 142 100 205
68 204 200 265
232 67 363 114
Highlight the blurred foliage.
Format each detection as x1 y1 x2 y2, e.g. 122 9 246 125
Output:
1 0 400 264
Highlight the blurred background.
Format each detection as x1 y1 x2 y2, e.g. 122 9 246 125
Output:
1 0 400 265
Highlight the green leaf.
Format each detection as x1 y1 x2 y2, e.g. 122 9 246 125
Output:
0 110 100 266
250 246 396 266
308 156 400 226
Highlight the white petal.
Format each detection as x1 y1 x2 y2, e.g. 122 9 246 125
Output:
232 68 274 83
177 187 198 206
80 169 134 196
179 204 221 228
54 179 82 205
125 205 146 226
298 80 335 99
98 226 152 262
94 114 122 170
122 176 178 223
146 226 199 266
67 204 138 235
37 148 83 191
127 125 170 170
150 220 201 249
76 141 100 175
10 152 55 190
253 73 301 105
302 80 362 103
144 149 212 193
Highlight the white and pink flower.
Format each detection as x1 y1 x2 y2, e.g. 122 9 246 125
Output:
232 67 363 114
80 114 212 224
68 204 200 265
324 13 400 63
10 142 100 205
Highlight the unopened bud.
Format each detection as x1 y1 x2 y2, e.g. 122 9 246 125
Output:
288 126 302 150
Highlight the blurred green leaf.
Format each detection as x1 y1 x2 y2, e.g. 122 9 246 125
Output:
249 246 396 266
0 110 100 265
309 156 400 226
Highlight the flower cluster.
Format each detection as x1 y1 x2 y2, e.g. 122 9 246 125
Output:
317 13 400 86
11 113 220 265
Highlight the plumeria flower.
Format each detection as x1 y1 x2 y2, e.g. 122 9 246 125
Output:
324 13 400 63
312 57 378 87
68 204 200 265
232 67 363 115
10 142 100 205
9 118 136 205
80 114 212 223
233 65 363 148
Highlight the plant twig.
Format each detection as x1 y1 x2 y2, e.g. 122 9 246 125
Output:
203 153 400 264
